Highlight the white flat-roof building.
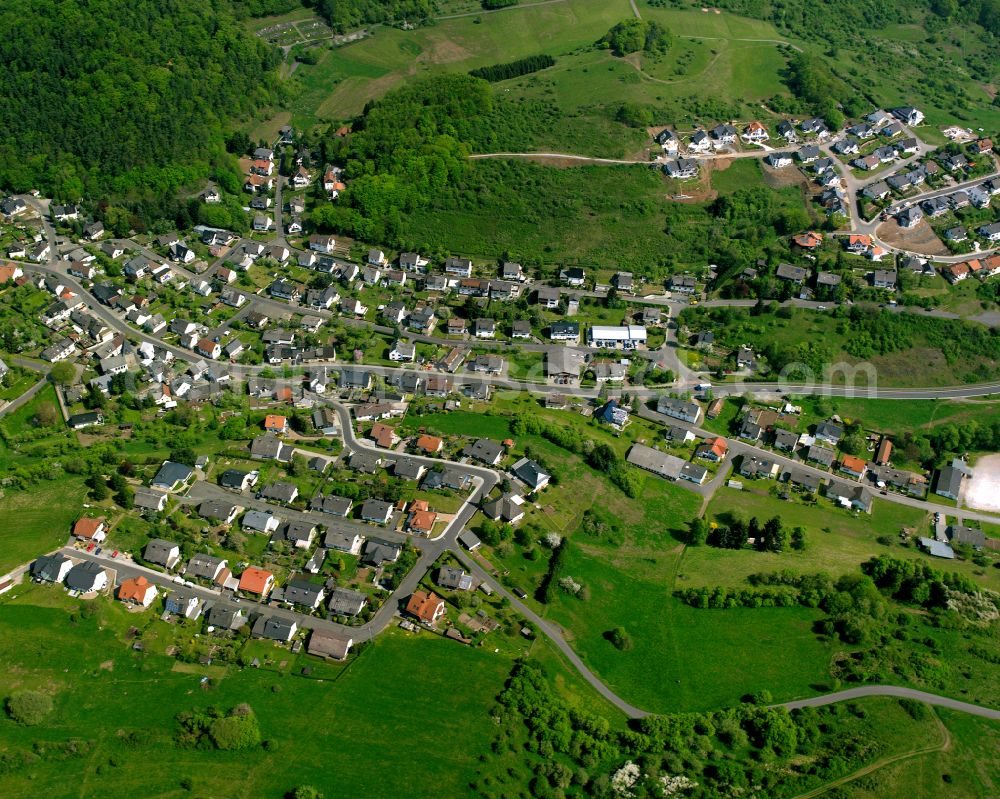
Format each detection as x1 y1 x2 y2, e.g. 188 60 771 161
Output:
588 325 647 350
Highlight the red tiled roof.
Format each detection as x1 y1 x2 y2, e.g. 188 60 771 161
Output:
406 590 444 623
238 567 273 595
73 517 105 539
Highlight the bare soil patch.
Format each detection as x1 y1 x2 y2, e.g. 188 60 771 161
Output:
876 218 949 256
761 163 809 190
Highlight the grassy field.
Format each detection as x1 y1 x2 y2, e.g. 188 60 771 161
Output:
838 707 1000 798
0 478 85 575
284 0 637 127
274 0 797 154
0 586 515 799
703 487 1000 593
547 543 839 713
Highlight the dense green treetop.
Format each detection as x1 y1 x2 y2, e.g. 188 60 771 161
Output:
0 0 279 203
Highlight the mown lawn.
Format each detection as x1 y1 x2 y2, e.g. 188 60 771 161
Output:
0 586 514 799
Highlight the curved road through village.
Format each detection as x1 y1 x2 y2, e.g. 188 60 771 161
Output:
11 181 1000 733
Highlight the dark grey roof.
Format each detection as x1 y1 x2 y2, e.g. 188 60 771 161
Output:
438 566 473 590
207 603 246 630
311 494 352 515
220 469 251 489
260 482 298 503
151 461 194 489
31 553 71 582
252 615 297 641
283 578 324 607
250 434 291 462
65 561 105 591
274 520 316 545
362 538 401 565
143 538 180 566
361 498 393 522
394 458 425 480
187 553 227 580
948 525 986 548
511 458 549 489
328 587 368 616
463 438 504 464
198 499 237 521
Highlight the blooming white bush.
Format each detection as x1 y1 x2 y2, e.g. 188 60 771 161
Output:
611 761 641 797
558 576 582 595
660 774 698 796
543 532 562 549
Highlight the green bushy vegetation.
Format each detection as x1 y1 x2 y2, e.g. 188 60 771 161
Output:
0 0 278 213
470 54 556 82
480 658 946 798
600 19 673 56
312 0 434 31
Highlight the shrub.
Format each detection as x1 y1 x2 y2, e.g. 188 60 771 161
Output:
606 627 633 651
6 690 53 726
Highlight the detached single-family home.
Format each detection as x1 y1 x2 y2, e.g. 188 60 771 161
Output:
73 516 107 542
144 538 181 569
406 590 446 625
31 553 73 584
65 562 108 594
118 575 158 608
239 567 275 597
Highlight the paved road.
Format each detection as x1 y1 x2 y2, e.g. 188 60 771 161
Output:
451 546 651 718
0 374 49 418
780 685 1000 720
637 403 1000 526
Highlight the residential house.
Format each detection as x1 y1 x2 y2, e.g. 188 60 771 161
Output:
806 444 836 468
186 554 229 584
406 590 446 625
626 444 685 481
239 567 275 597
65 562 108 594
656 396 702 424
151 461 194 491
826 482 873 512
260 481 299 504
362 538 402 566
663 159 698 179
31 553 73 584
839 455 867 479
144 539 181 569
327 587 368 617
536 286 560 308
560 267 586 287
510 457 550 492
696 437 728 462
198 499 240 525
118 576 158 608
463 438 504 465
742 121 769 142
242 510 281 534
73 516 107 542
934 462 967 500
361 499 394 525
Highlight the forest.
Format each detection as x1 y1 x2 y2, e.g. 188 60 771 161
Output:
0 0 278 210
312 0 434 30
